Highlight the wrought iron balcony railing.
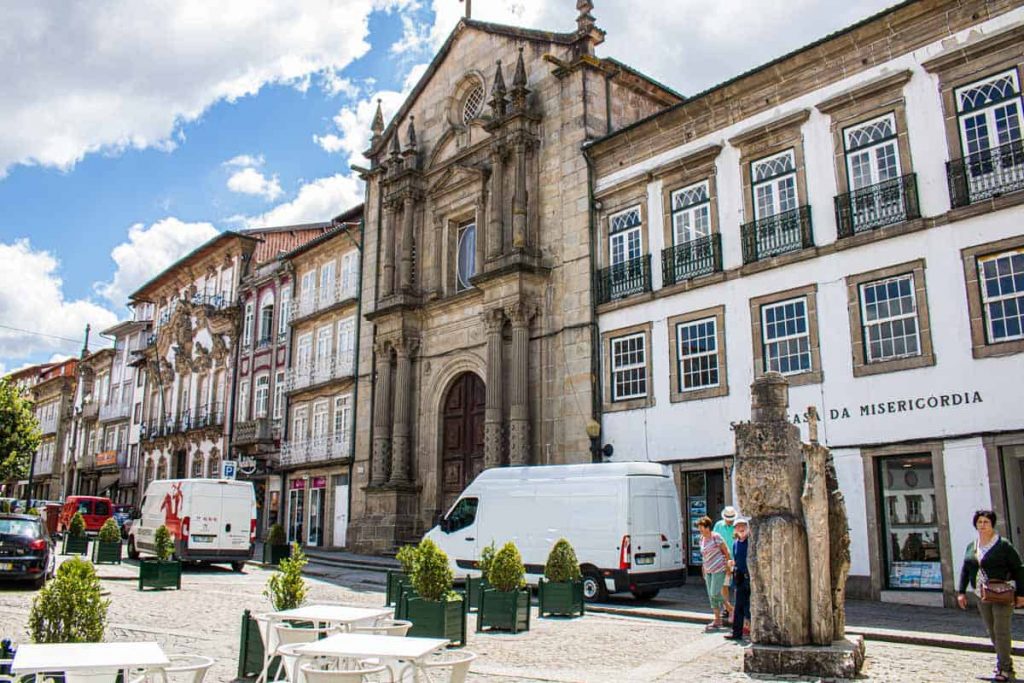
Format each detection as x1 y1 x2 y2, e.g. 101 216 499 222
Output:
81 401 99 420
595 254 652 305
233 417 277 446
99 400 132 422
38 417 58 435
835 173 920 238
279 434 351 467
947 139 1024 208
740 206 814 264
284 354 355 392
661 233 722 286
289 276 359 322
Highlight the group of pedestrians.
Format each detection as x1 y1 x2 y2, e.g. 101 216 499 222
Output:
697 505 749 642
695 505 1023 679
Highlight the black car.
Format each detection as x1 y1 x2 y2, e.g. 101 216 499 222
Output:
0 514 55 588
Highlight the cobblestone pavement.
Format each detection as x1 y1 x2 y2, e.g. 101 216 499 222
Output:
0 557 1017 682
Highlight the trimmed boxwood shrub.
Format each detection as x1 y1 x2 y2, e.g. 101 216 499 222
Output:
69 511 86 537
488 542 525 592
264 542 308 611
411 539 454 602
154 524 174 560
93 518 123 564
267 523 286 546
97 518 121 543
404 539 466 645
544 538 581 582
28 557 109 643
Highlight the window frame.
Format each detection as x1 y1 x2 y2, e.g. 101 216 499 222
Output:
676 315 721 394
859 273 922 363
978 249 1024 344
455 221 477 292
273 371 285 420
279 284 291 336
760 296 812 377
750 148 798 221
749 284 822 386
604 326 651 408
254 374 270 419
670 181 712 246
843 112 902 191
242 302 254 347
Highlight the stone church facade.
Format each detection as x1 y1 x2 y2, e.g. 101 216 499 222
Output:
348 4 681 552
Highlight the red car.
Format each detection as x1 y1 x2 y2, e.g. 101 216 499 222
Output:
56 496 114 535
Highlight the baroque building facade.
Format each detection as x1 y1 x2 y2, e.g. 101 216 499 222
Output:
586 0 1024 605
26 358 78 500
347 4 681 552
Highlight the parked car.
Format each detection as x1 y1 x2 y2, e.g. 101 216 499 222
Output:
112 504 137 538
56 495 114 535
425 462 687 601
0 513 56 588
127 478 255 571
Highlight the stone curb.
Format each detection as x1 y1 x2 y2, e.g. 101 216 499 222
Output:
586 605 1024 656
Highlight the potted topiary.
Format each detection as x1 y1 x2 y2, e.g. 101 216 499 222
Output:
478 541 530 633
62 511 89 556
388 544 418 609
264 543 309 611
538 538 584 618
138 524 181 590
465 541 495 612
402 539 467 646
28 557 109 643
262 524 290 566
92 518 123 564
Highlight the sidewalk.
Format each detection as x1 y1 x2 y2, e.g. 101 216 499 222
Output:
297 546 1023 654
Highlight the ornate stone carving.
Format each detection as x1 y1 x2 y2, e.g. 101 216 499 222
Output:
193 342 212 373
210 333 228 366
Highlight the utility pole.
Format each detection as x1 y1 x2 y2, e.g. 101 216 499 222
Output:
459 0 471 19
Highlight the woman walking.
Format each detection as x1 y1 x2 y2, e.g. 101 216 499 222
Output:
956 509 1024 682
697 515 731 631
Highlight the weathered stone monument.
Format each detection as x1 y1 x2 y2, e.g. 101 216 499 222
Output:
734 373 865 677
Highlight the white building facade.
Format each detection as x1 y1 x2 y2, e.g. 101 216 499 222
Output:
587 1 1024 606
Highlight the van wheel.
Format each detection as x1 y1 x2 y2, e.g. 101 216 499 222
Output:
582 571 607 602
231 561 246 573
127 537 140 560
631 588 659 601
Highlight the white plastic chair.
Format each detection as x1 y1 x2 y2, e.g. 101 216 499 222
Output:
272 622 339 682
299 662 389 683
416 651 477 683
350 619 412 637
162 654 215 683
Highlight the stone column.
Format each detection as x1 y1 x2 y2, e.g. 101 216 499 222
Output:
370 340 392 486
507 302 531 466
483 308 505 469
389 337 415 484
380 201 396 298
802 438 834 645
399 195 415 292
511 139 527 249
487 147 504 260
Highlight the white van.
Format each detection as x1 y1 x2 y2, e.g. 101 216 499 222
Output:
127 478 256 571
424 462 686 600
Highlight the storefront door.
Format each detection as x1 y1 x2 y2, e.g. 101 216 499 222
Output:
877 454 942 591
307 478 326 547
333 474 349 548
682 469 726 575
1000 445 1024 550
287 481 305 543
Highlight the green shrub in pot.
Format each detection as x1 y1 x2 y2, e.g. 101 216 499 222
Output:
538 538 584 618
478 541 530 633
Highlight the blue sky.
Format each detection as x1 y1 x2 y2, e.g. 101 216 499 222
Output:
0 0 896 372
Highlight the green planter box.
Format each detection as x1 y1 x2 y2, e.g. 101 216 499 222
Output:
385 570 409 607
237 609 281 680
92 540 123 564
394 582 419 620
464 576 490 612
262 543 290 566
404 594 467 647
61 535 89 556
478 588 531 633
138 559 182 590
538 578 585 618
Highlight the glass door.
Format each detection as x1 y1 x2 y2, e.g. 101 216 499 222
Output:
307 485 324 547
287 485 305 543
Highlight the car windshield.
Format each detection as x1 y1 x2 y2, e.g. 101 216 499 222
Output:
0 519 41 537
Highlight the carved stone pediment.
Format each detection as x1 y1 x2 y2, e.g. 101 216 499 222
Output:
426 163 487 198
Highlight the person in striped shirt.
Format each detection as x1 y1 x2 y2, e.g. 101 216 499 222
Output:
697 515 732 630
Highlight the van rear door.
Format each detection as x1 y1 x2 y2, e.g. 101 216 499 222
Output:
188 482 222 551
220 484 254 553
628 476 680 573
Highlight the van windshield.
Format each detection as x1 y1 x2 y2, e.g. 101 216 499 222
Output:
445 497 478 532
76 501 93 515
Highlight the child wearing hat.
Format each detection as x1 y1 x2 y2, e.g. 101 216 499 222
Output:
713 506 738 620
725 517 751 641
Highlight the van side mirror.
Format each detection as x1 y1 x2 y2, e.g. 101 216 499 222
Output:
131 509 141 520
439 517 450 533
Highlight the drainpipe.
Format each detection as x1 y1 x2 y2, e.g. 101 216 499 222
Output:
582 146 603 462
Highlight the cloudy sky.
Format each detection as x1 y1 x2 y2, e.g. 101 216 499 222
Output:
0 0 896 373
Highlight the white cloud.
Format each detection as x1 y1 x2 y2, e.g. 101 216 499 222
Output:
226 167 284 201
94 217 220 308
0 239 117 363
320 71 361 98
223 154 265 168
0 1 390 176
405 0 898 94
313 134 347 154
243 174 364 228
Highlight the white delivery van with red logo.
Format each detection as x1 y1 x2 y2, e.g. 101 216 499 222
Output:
127 478 256 571
425 462 686 601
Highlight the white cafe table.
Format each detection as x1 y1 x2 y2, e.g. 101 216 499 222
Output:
12 641 170 679
295 633 448 682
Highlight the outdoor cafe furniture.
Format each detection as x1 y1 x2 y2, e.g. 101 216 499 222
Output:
10 642 170 682
295 633 449 683
350 620 413 637
299 661 389 683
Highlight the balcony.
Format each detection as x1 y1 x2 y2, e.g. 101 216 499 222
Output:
279 434 350 467
99 400 132 422
661 234 722 287
190 292 231 310
94 449 120 470
81 401 99 420
741 206 814 264
947 140 1024 208
119 464 138 487
595 255 652 305
233 417 279 446
38 417 58 436
835 174 920 238
290 276 358 322
285 355 355 392
142 404 223 440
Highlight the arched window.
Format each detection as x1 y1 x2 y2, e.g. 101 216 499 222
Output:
456 221 477 291
258 291 275 344
462 83 484 124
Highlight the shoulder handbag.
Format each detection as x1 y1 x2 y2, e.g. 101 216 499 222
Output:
980 578 1015 605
